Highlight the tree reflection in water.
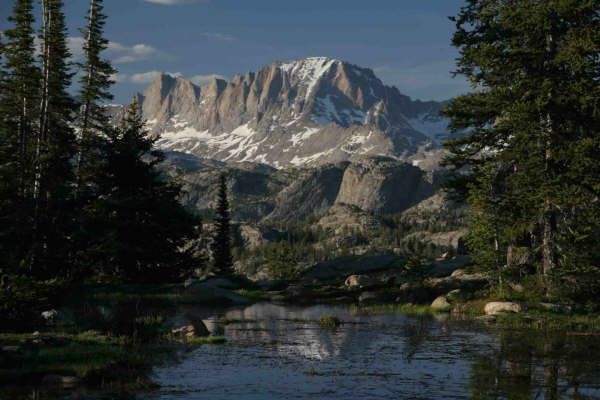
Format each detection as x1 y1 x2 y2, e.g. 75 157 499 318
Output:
469 329 600 400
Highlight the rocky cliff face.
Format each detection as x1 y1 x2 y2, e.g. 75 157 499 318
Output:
135 57 450 168
335 157 436 214
169 155 437 224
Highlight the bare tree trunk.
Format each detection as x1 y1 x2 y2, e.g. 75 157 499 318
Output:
540 29 557 296
30 0 52 273
75 0 96 195
541 115 557 296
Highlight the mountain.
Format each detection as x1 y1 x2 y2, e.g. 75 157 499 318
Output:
169 155 440 224
134 57 451 168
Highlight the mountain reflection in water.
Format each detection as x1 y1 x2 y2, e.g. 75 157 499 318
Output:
147 303 600 400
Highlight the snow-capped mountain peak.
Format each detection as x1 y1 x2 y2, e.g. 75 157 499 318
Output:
132 57 452 168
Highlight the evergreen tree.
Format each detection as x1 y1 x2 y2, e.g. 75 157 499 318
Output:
212 174 234 275
91 99 198 282
73 0 117 277
444 0 600 298
76 0 116 195
30 0 77 278
0 33 12 270
0 0 40 272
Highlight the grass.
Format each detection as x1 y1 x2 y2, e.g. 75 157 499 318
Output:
236 289 267 300
163 332 227 345
184 336 227 345
488 310 600 332
351 303 449 316
0 331 140 381
318 315 341 329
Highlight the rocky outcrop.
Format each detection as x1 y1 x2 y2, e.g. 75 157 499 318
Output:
266 163 347 222
335 157 436 214
171 156 438 224
426 268 487 297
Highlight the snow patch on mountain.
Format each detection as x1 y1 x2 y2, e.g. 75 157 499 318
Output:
279 57 337 101
407 113 450 142
290 147 336 167
290 127 320 147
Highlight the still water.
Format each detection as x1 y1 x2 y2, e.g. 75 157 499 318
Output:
146 303 600 400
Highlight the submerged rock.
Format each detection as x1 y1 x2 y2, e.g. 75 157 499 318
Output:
484 302 522 316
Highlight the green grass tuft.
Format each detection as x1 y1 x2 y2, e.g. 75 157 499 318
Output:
318 315 341 329
236 289 267 299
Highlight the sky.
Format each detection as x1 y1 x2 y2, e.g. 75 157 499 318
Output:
1 0 470 103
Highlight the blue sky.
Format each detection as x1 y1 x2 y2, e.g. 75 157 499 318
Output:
1 0 469 103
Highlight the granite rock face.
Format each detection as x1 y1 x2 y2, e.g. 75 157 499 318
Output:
126 57 451 169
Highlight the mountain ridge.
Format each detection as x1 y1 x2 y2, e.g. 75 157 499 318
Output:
126 56 452 169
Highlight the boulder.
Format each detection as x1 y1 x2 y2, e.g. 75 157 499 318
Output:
484 302 522 316
40 309 73 327
427 269 488 296
171 319 210 338
202 318 225 336
450 269 486 281
41 309 59 323
431 296 451 310
344 274 375 289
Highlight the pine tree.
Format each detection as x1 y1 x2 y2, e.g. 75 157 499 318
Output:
212 174 234 276
443 0 600 298
91 99 198 282
0 33 12 270
30 0 77 278
0 0 41 272
76 0 116 196
73 0 117 277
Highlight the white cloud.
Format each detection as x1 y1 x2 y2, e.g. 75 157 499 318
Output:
128 70 182 84
67 36 86 60
108 42 162 64
67 36 166 64
200 32 236 42
114 71 226 86
143 0 208 5
189 74 226 85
